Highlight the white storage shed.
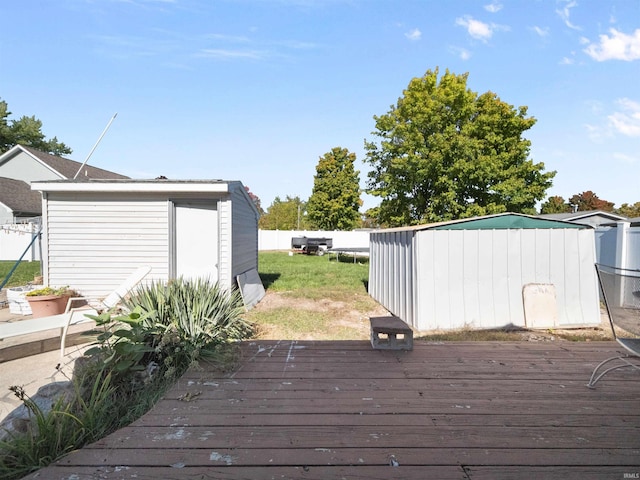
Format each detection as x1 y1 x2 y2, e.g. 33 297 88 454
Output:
31 179 264 307
369 213 601 331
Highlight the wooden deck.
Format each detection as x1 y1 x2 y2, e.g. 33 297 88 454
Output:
28 340 640 479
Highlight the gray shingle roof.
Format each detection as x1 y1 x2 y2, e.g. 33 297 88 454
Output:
0 177 42 215
21 145 129 180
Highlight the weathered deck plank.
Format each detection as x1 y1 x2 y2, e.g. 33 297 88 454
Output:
24 340 640 479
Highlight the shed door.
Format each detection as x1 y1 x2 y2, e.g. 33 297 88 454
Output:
174 202 218 281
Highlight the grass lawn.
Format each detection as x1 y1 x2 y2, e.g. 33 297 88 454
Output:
244 251 383 340
0 261 41 288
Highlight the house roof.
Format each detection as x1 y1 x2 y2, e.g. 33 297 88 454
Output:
0 177 42 215
17 145 129 180
375 212 592 233
538 210 627 222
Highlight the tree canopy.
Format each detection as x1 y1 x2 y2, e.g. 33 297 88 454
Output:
258 196 309 230
568 191 614 213
615 202 640 218
540 195 572 214
0 99 72 156
364 68 555 226
306 147 361 231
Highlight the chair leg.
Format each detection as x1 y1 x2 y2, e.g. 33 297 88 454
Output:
587 355 640 388
60 313 73 358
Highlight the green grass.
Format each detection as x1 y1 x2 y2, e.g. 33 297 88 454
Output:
256 251 370 296
245 252 378 340
0 261 41 288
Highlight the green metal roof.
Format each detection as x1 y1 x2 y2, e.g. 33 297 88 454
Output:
431 213 589 230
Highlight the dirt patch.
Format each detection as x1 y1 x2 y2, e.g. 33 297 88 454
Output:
250 291 389 340
251 291 614 342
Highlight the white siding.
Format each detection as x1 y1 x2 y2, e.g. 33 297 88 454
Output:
0 151 62 183
218 197 232 288
43 193 169 298
371 227 601 331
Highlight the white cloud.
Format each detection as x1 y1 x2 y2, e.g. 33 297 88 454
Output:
449 46 472 60
584 28 640 61
556 0 581 30
613 152 639 164
484 1 502 13
608 98 640 137
405 28 422 41
195 49 268 60
531 26 549 38
455 16 498 42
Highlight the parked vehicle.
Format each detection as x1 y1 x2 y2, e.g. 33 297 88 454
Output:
291 236 333 255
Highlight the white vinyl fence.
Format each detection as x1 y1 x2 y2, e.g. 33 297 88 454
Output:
595 221 640 270
0 223 41 262
259 230 371 251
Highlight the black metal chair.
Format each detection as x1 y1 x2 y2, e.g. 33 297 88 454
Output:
588 264 640 388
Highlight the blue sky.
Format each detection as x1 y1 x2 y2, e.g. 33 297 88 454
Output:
2 0 639 212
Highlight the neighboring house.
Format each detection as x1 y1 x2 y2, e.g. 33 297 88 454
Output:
369 213 601 332
0 177 42 224
596 217 640 270
538 210 627 227
31 179 265 308
0 144 128 222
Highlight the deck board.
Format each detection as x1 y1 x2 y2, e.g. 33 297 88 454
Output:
25 340 640 479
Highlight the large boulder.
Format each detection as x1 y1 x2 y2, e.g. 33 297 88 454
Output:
0 381 75 443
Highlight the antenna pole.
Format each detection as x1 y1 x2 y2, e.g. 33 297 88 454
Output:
73 112 118 179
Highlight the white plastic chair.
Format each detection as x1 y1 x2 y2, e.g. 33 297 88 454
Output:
0 265 151 357
587 264 640 388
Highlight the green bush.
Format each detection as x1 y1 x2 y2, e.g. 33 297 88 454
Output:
123 277 253 362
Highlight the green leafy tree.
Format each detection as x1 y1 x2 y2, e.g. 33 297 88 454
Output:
615 202 640 218
259 196 309 230
569 191 614 212
307 147 361 230
364 68 555 226
540 195 572 214
0 98 72 155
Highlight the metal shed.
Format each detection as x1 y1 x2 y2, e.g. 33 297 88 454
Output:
369 213 601 331
31 179 264 307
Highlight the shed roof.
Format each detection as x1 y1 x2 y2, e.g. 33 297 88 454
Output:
31 178 236 193
375 212 591 233
538 210 627 223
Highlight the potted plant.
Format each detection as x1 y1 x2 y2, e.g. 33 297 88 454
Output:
25 286 77 318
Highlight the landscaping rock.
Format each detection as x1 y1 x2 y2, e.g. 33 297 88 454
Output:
0 381 75 443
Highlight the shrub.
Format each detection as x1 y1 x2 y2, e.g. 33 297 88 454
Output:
123 277 253 364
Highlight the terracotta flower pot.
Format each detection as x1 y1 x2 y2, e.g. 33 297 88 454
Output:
26 294 70 318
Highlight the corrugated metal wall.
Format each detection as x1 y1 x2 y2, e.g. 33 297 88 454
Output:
369 230 414 324
43 193 169 299
370 227 600 331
